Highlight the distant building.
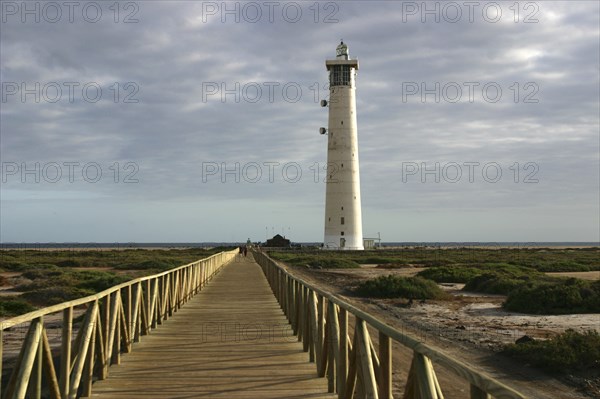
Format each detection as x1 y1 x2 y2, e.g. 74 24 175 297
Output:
363 239 375 249
265 234 291 248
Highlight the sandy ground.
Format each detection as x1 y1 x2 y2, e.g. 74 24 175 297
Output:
311 266 600 346
547 271 600 281
285 263 600 399
2 261 599 397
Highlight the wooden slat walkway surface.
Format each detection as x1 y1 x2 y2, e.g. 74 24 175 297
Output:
90 254 336 398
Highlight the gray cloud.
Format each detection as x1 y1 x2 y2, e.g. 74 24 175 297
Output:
1 1 598 242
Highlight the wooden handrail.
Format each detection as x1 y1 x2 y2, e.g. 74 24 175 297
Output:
1 249 237 399
254 250 527 399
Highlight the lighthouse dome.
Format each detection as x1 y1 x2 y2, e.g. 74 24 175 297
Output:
336 41 349 59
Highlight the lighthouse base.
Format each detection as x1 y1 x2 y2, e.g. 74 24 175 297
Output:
323 235 364 251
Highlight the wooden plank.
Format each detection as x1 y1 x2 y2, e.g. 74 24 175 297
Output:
91 257 336 399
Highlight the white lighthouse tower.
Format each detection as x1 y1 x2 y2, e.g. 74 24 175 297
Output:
322 41 364 250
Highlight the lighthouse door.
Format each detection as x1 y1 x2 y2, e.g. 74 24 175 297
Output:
340 238 346 248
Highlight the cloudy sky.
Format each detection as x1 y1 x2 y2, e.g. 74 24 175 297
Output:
1 1 598 243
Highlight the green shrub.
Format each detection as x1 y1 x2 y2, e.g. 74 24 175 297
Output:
113 259 176 271
503 330 600 372
56 259 82 267
504 279 600 314
461 264 541 295
355 275 448 299
16 274 79 292
308 259 360 269
22 287 95 305
22 267 64 280
418 266 481 283
74 271 130 291
355 257 403 265
463 273 532 295
535 261 591 272
0 298 37 317
0 261 32 272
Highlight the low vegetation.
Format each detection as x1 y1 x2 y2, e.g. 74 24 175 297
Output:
269 252 359 269
417 263 541 286
504 279 600 314
0 247 232 316
355 275 448 300
0 298 36 317
417 263 600 314
15 268 131 306
268 247 600 272
503 330 600 373
271 248 600 315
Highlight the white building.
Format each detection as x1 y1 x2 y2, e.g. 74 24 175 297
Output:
323 42 364 250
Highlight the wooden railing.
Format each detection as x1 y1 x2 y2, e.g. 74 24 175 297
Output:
0 249 237 399
255 251 528 399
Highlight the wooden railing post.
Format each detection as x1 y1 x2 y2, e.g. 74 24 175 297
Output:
41 329 60 399
59 307 72 399
317 295 325 369
355 319 378 399
295 281 302 338
304 287 311 355
31 317 43 399
404 352 443 399
69 302 98 399
339 308 348 398
10 317 43 399
379 332 392 399
328 301 341 394
145 279 151 331
101 295 110 379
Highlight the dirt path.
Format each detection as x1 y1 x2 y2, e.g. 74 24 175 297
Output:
282 263 595 399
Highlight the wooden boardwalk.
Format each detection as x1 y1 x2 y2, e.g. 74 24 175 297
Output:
90 255 336 398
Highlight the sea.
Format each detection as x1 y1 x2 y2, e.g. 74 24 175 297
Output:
0 242 598 250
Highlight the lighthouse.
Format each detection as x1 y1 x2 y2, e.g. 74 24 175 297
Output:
322 41 364 250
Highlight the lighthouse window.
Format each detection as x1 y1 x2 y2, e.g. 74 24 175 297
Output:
331 65 351 86
341 217 345 225
341 231 345 236
341 121 343 125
